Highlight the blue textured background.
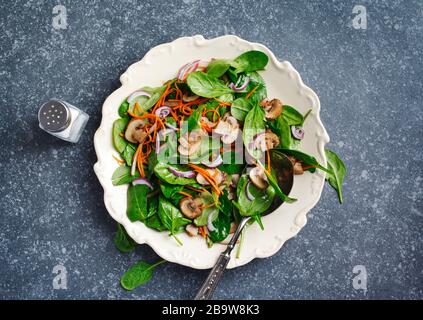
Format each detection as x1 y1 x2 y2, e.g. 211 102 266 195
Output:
0 0 422 299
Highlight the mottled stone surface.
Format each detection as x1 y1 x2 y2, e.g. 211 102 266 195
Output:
0 0 421 299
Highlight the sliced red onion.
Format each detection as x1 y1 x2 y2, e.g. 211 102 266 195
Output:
201 154 223 168
245 181 255 201
131 148 140 176
168 166 196 178
148 123 157 134
155 106 171 118
156 134 161 154
165 122 178 131
291 126 305 140
207 212 217 232
229 76 250 92
132 177 153 190
177 60 200 81
127 90 151 104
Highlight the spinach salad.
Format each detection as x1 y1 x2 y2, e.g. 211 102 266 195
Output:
111 50 346 289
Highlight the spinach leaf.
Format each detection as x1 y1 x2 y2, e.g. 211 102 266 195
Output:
112 118 130 153
268 115 292 149
122 143 137 166
194 193 219 226
118 101 129 118
231 97 253 121
187 105 205 132
120 260 166 291
158 196 191 234
187 71 233 98
219 151 245 175
144 214 167 232
233 50 269 74
111 165 139 186
133 86 166 111
160 183 185 206
282 105 303 126
251 214 264 230
274 148 329 173
208 191 232 243
154 162 197 185
113 224 136 253
243 103 266 160
206 59 232 78
127 184 149 222
235 175 276 217
325 149 346 204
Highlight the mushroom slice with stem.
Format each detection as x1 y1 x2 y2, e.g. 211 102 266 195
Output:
185 224 199 237
264 130 280 150
180 197 204 219
125 119 147 144
196 168 225 186
215 114 239 144
263 98 283 120
249 166 269 189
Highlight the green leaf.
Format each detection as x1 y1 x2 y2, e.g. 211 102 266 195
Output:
129 86 166 112
268 115 292 149
282 105 303 126
325 149 346 204
219 151 245 175
262 166 297 204
235 175 276 217
122 143 137 166
154 162 197 185
194 193 219 226
233 50 269 73
112 118 130 153
206 59 232 78
120 260 166 291
208 191 233 243
113 224 136 253
231 97 253 121
187 105 205 132
111 165 140 186
127 184 149 222
243 104 266 160
118 101 129 118
187 71 233 98
144 214 167 232
239 71 267 104
274 148 329 173
158 196 191 234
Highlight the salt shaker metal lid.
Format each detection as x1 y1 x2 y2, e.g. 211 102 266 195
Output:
38 99 71 132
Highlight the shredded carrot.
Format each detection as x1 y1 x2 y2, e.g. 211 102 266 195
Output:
185 185 207 193
246 85 260 99
214 98 231 106
136 144 145 177
198 226 206 238
178 191 192 198
112 155 125 165
302 165 317 171
187 164 221 195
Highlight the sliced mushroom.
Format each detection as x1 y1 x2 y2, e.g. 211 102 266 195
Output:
185 224 199 237
125 119 147 144
196 168 225 186
179 197 203 219
201 116 217 129
263 99 283 119
249 166 269 189
215 114 239 144
178 129 206 156
293 162 304 175
264 130 280 150
287 156 304 175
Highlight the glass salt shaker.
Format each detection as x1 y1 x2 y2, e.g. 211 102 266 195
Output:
38 99 89 143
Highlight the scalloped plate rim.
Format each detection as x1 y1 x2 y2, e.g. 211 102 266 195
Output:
93 35 330 269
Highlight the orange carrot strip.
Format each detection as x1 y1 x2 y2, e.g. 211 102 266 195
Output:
246 85 260 99
214 98 231 106
178 191 193 198
112 155 125 165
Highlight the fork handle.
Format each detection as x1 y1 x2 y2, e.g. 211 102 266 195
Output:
194 217 250 300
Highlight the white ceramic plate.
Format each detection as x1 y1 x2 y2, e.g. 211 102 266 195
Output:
94 35 329 269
